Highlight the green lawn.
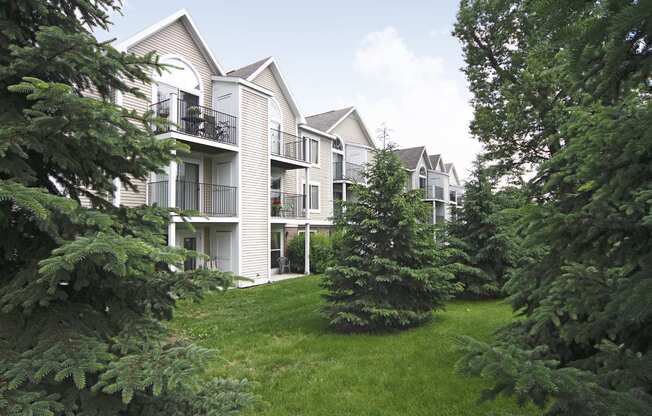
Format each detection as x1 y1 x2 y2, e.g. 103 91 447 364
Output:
172 275 536 416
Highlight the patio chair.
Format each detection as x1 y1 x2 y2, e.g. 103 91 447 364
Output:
278 256 291 274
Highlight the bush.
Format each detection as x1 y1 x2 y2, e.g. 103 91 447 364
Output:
286 232 334 274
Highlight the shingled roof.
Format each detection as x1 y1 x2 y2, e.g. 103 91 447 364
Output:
227 56 271 79
305 107 353 132
393 146 428 170
429 154 442 171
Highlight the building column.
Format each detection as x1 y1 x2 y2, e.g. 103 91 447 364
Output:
304 166 311 275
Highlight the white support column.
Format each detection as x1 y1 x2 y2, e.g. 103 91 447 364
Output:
304 223 311 275
112 178 121 207
169 159 177 210
342 182 347 202
169 93 178 132
304 166 311 275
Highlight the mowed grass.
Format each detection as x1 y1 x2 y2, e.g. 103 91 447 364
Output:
172 275 537 416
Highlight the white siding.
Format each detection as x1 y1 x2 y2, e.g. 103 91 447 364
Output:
253 67 300 192
299 129 333 221
128 20 215 107
332 114 372 147
239 88 269 280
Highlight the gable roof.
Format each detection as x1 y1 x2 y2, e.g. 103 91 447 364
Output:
445 163 461 185
116 9 225 76
305 107 375 148
393 146 431 170
305 107 354 132
227 57 271 79
429 154 442 171
227 56 305 124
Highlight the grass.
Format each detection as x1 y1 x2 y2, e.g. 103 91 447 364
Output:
172 275 537 416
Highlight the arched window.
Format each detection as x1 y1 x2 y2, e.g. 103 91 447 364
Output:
333 137 343 151
419 167 427 189
154 56 202 127
269 99 282 155
156 56 202 97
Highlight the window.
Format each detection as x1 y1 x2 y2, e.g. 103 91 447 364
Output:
310 138 319 164
310 185 319 210
269 99 282 155
419 167 427 190
333 137 343 151
303 182 320 211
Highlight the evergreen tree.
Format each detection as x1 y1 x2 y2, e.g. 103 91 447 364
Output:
0 1 251 414
321 146 460 332
448 156 523 298
454 0 652 414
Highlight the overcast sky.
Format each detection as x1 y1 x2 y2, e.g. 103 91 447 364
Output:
101 0 481 178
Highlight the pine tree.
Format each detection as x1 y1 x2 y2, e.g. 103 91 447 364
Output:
0 2 251 414
321 145 461 332
453 0 652 414
448 156 524 298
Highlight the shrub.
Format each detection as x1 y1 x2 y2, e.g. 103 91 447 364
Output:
286 232 334 274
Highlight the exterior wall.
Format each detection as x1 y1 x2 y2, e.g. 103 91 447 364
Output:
239 87 270 281
128 20 214 107
251 67 297 134
253 67 300 193
331 114 371 147
298 128 333 221
117 20 221 207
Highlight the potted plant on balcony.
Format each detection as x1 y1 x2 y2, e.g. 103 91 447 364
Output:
271 197 282 216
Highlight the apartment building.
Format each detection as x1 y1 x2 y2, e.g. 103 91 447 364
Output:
108 9 376 285
393 146 464 224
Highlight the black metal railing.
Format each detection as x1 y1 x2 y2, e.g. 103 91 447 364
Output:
150 98 238 145
345 162 365 182
270 190 306 218
147 180 237 217
270 129 307 162
424 183 445 200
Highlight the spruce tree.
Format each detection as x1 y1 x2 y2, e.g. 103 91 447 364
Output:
454 0 652 414
448 156 523 298
321 145 460 331
0 1 251 414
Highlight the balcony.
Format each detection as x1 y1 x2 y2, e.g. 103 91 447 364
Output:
270 190 306 219
423 183 445 201
270 130 309 169
151 98 237 146
333 161 365 183
147 180 237 217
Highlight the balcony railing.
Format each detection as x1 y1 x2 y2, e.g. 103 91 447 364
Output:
270 190 306 218
424 184 445 200
270 129 308 162
436 215 446 224
151 98 237 146
147 180 237 217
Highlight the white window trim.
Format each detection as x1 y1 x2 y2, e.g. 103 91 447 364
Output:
302 180 321 213
309 137 320 167
268 97 283 155
151 54 204 107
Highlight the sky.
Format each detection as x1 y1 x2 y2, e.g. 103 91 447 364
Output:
100 0 481 179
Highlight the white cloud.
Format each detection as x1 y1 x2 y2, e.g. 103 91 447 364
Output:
349 27 480 179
